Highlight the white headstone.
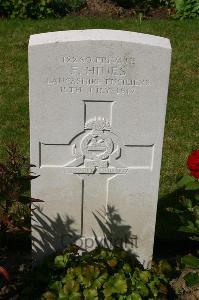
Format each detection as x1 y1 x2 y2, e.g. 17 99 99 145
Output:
29 29 171 268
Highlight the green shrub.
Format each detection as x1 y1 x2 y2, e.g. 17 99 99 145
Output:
22 246 171 299
113 0 172 9
174 0 199 19
0 0 86 19
0 144 40 232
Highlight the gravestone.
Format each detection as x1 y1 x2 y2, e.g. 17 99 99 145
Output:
29 29 171 268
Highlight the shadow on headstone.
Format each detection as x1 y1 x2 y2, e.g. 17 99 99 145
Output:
92 205 138 252
32 206 80 262
32 204 139 262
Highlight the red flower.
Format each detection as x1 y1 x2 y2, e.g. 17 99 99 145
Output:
187 149 199 179
0 266 10 281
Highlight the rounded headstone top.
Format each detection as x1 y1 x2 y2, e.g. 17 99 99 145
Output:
29 29 171 49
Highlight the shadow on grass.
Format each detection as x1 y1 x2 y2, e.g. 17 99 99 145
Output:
154 189 198 259
156 189 183 239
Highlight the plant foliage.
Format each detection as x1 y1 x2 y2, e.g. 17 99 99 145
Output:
174 0 199 19
0 0 86 19
0 144 40 232
22 246 170 299
171 254 199 297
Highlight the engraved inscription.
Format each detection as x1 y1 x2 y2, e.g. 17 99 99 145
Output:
65 167 95 174
62 56 135 65
99 167 128 174
46 55 151 96
71 66 126 76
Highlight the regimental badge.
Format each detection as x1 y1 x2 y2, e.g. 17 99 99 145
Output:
65 118 128 175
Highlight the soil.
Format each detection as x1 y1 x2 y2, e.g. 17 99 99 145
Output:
0 247 31 300
0 232 31 300
74 0 172 19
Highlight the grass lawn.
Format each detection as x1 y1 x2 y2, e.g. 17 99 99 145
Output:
0 17 198 200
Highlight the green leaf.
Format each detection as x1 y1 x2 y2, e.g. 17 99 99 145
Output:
185 181 199 191
61 273 74 284
123 263 132 273
54 254 69 269
175 0 185 10
50 280 62 293
195 193 199 201
193 205 199 217
63 280 79 293
103 284 114 297
183 272 199 287
177 175 195 187
130 292 142 300
42 291 57 300
137 282 149 297
103 273 127 296
139 271 151 282
184 198 193 209
93 272 108 288
148 280 159 297
181 255 199 268
68 292 82 300
113 273 127 294
58 291 69 300
83 288 98 299
191 236 199 242
158 259 173 274
179 226 195 234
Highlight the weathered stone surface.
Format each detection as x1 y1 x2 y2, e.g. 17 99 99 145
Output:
29 29 171 267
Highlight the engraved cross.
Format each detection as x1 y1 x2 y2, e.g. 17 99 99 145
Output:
38 100 154 236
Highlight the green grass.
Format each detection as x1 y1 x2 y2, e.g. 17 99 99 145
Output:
0 17 198 199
